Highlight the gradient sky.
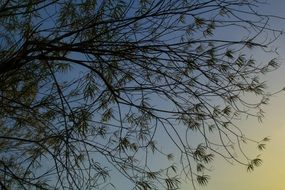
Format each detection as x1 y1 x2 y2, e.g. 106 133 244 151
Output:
9 1 285 189
78 1 285 189
180 1 285 189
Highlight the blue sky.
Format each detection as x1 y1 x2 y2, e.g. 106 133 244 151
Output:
2 1 285 189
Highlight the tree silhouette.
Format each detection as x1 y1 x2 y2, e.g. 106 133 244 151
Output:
0 0 282 189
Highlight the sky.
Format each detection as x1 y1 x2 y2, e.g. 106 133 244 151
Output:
96 1 285 189
181 1 285 189
44 1 285 189
2 1 285 189
182 89 285 190
37 1 285 189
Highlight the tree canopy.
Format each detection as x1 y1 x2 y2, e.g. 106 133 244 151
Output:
0 0 283 189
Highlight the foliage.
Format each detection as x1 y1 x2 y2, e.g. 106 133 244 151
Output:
0 0 282 189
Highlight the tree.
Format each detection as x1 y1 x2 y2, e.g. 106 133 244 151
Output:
0 0 282 189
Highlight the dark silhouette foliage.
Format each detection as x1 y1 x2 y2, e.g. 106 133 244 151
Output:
0 0 282 189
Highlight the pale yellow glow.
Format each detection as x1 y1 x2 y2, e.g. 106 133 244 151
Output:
182 85 285 190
